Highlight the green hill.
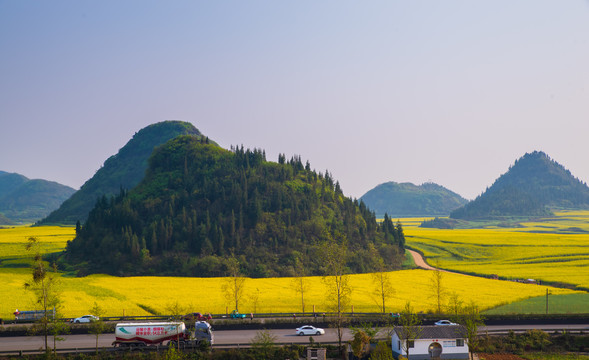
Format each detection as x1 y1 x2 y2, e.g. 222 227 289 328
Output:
360 181 467 217
450 151 589 220
0 171 28 199
38 121 204 225
0 172 75 224
64 136 405 277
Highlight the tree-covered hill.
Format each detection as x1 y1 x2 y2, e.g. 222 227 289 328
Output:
450 151 589 220
0 172 75 224
64 135 405 277
360 181 467 217
38 121 205 225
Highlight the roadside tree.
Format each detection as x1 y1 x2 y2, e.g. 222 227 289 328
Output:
460 300 484 360
291 254 309 314
371 252 395 314
431 264 445 314
222 255 247 312
89 302 107 352
320 238 352 352
24 237 61 353
398 301 422 360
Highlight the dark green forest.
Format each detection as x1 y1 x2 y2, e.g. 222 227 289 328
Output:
64 135 405 277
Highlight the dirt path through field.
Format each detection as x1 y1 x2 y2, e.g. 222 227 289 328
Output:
407 249 473 277
407 249 438 270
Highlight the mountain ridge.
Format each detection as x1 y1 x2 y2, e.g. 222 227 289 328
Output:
360 181 468 217
450 151 589 220
0 171 75 224
38 120 205 225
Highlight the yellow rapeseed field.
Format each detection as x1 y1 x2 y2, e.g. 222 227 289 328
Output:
1 267 573 319
0 223 580 319
405 211 589 291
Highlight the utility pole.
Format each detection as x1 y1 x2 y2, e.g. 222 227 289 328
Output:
545 288 551 315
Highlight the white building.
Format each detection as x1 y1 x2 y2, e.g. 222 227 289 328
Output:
391 325 469 360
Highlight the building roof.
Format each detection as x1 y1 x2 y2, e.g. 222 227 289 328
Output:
393 325 467 340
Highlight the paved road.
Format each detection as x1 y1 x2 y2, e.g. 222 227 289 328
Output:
2 325 589 354
0 327 354 353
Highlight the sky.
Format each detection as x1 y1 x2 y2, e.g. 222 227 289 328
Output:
1 1 589 200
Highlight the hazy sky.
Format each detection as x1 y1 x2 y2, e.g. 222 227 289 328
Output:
1 1 589 200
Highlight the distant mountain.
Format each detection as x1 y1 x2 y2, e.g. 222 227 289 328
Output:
38 121 205 225
0 171 28 199
0 172 75 224
360 182 468 217
450 151 589 220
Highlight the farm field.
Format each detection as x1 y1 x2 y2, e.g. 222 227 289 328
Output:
404 211 589 291
0 223 582 319
1 267 574 320
485 293 589 315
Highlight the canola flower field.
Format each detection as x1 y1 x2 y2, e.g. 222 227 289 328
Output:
404 211 589 291
0 219 583 320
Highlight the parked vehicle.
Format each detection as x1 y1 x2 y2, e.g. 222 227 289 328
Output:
230 310 246 319
72 315 99 323
112 321 213 348
14 309 55 321
296 325 325 336
434 320 458 326
183 312 212 321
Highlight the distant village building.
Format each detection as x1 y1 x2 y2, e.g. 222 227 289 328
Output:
391 325 469 360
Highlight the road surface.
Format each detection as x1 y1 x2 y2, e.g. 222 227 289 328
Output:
2 325 589 354
0 327 353 353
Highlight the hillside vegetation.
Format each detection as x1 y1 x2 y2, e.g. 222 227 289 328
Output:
361 181 467 217
64 135 406 277
451 151 589 220
0 171 75 224
38 121 203 225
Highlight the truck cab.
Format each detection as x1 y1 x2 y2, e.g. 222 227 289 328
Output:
194 321 214 345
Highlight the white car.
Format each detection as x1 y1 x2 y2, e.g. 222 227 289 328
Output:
72 315 99 323
296 325 325 336
434 320 457 326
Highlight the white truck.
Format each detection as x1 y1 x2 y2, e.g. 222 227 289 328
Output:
112 321 213 348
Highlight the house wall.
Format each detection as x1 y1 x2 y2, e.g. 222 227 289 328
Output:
391 333 469 360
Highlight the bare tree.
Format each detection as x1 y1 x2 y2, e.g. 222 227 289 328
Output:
398 301 422 360
371 262 395 313
291 256 309 314
249 287 261 313
446 291 463 323
166 300 187 320
320 239 351 351
431 264 445 314
24 237 60 353
222 255 247 311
